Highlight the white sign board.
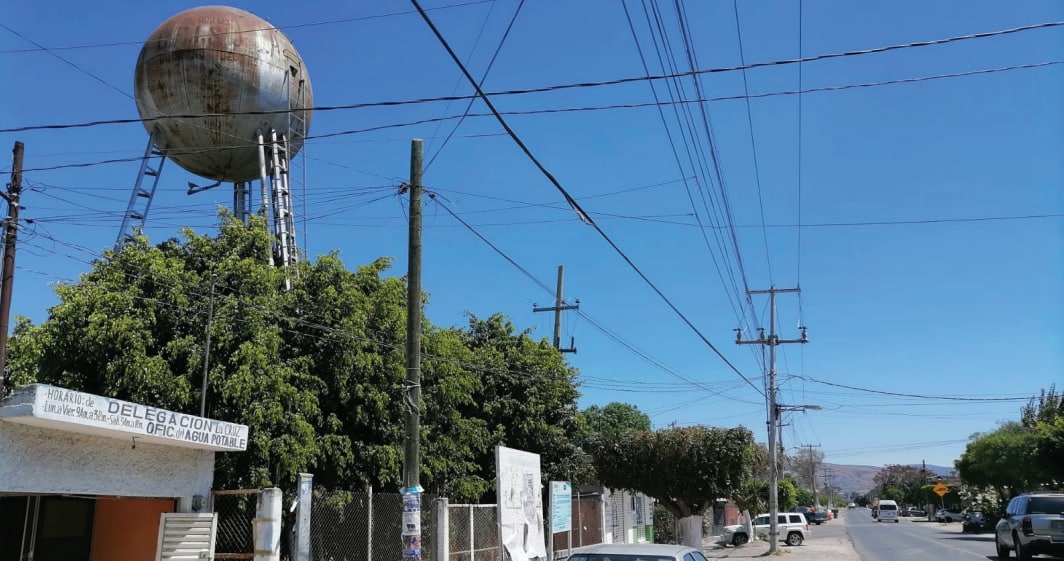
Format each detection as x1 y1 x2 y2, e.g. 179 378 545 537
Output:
550 481 572 533
0 384 249 451
496 446 547 561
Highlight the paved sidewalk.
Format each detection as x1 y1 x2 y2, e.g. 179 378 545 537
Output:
702 536 861 560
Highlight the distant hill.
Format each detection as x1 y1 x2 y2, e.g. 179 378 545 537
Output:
822 463 957 496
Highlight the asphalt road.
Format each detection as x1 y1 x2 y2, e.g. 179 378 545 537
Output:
846 507 1000 561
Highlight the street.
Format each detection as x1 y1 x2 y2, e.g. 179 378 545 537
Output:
847 507 999 561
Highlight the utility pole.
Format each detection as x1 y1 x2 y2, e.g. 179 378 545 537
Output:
821 468 835 509
799 444 822 508
0 141 25 393
532 265 578 353
401 139 424 561
736 287 808 554
199 278 216 417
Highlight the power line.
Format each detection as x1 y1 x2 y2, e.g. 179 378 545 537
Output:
796 0 805 287
6 59 1055 137
800 376 1036 402
0 0 494 54
426 0 525 170
410 0 765 396
427 192 764 404
732 0 773 285
620 0 751 336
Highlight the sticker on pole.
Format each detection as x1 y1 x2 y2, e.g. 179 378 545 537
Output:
403 535 421 561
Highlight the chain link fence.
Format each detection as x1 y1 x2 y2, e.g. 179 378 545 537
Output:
310 489 439 561
212 489 260 560
447 504 498 561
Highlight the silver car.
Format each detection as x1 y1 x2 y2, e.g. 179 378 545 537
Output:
568 543 709 561
994 492 1064 559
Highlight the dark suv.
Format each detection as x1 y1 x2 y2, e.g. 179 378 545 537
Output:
994 492 1064 559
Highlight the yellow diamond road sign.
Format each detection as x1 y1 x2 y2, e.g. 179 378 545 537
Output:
933 483 949 497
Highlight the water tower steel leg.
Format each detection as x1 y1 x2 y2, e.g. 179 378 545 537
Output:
116 130 167 252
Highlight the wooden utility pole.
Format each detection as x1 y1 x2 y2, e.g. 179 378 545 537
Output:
0 141 25 392
401 139 424 561
532 265 578 353
736 287 808 554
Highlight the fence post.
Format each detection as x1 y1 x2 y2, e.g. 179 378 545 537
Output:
255 488 283 561
292 473 313 561
467 506 474 561
436 498 449 561
367 485 375 561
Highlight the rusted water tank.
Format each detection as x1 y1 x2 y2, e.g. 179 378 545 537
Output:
134 6 314 182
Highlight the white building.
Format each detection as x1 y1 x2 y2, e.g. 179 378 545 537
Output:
0 383 248 561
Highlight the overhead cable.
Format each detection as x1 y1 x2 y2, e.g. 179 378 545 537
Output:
410 0 765 396
2 54 1057 134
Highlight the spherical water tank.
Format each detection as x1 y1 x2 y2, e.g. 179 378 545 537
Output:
134 6 314 182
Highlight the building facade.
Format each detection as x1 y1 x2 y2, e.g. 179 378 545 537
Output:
0 384 248 561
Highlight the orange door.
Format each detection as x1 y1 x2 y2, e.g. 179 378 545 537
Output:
90 497 176 561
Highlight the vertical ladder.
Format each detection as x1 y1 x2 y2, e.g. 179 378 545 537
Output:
285 54 308 258
234 181 251 223
264 130 298 286
116 130 167 252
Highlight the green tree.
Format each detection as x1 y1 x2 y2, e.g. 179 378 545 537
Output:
733 478 799 516
793 486 814 507
7 217 578 501
873 464 933 506
570 402 651 484
575 402 651 448
454 313 583 495
590 425 755 548
956 422 1048 501
786 447 824 497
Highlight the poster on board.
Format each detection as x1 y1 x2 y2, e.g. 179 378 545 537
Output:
550 481 572 534
496 446 547 561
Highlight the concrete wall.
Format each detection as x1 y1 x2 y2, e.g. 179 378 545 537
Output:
0 421 214 500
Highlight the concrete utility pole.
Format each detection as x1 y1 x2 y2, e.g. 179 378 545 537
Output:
821 468 835 508
736 287 808 555
0 141 25 393
800 444 821 508
532 265 578 353
401 139 424 561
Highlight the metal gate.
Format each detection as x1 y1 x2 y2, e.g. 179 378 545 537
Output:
212 489 260 560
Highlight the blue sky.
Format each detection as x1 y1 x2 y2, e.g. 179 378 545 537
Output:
1 0 1061 471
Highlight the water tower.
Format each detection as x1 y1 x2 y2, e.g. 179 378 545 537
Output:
117 5 313 269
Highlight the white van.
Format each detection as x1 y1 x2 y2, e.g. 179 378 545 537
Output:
878 500 899 522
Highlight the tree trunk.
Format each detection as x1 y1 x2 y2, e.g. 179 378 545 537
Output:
742 510 754 542
679 515 703 549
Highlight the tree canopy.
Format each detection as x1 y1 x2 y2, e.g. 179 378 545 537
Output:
956 386 1063 499
7 217 581 501
590 425 755 519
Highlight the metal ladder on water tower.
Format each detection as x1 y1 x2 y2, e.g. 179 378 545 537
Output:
266 130 297 270
115 130 167 252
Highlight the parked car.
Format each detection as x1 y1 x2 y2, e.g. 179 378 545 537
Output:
899 506 911 517
908 507 927 518
792 507 827 525
720 512 809 547
961 510 993 534
994 492 1064 559
935 508 963 523
570 543 711 561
